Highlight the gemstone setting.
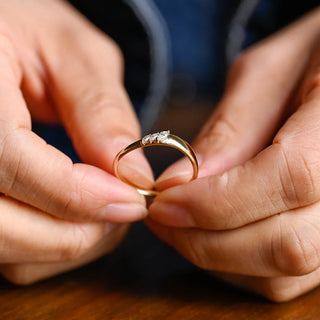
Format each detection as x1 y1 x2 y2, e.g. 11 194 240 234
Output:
141 130 170 145
150 133 159 143
141 134 151 144
157 130 170 142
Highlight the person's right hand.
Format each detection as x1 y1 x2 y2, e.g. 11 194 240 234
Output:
0 0 152 284
147 7 320 302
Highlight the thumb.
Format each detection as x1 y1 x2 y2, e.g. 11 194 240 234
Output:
41 18 154 190
155 17 317 191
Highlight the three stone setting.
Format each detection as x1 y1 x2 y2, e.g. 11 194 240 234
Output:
142 130 170 145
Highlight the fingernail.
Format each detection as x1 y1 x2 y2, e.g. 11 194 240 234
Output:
149 202 195 227
99 203 148 223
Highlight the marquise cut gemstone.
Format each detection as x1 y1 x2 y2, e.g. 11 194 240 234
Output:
150 133 159 143
142 134 151 145
142 130 170 145
157 130 169 142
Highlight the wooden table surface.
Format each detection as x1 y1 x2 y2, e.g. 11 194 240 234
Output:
0 221 320 320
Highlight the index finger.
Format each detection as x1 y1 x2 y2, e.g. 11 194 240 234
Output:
0 127 147 222
0 42 147 223
149 86 320 230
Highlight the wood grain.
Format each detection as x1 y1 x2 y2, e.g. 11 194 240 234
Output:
0 222 320 320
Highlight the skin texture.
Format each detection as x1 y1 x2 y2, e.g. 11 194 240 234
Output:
0 0 154 284
148 7 320 302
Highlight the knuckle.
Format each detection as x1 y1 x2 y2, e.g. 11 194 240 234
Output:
179 231 212 270
59 242 84 261
202 115 240 150
59 167 101 222
227 47 266 82
274 141 320 208
271 217 320 276
206 170 250 230
0 128 26 195
205 173 235 229
58 225 102 261
81 88 115 113
69 86 134 142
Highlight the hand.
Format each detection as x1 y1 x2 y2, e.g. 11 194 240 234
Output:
0 0 153 284
148 7 320 302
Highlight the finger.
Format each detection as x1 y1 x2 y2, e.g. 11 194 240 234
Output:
150 85 320 229
0 222 128 285
0 195 127 264
0 26 147 223
155 12 319 191
0 126 148 222
147 200 320 278
214 269 320 302
39 6 153 188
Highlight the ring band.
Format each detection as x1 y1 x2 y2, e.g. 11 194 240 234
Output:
113 130 198 197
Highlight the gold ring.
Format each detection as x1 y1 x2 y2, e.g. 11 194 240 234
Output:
113 130 198 196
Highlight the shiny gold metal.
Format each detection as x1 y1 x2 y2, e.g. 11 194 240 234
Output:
113 131 198 196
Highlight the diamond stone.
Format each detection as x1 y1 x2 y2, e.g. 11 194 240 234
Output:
157 130 170 142
142 130 170 145
142 134 151 145
150 133 159 143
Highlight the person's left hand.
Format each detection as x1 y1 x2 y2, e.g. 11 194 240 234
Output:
147 7 320 302
0 0 153 284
